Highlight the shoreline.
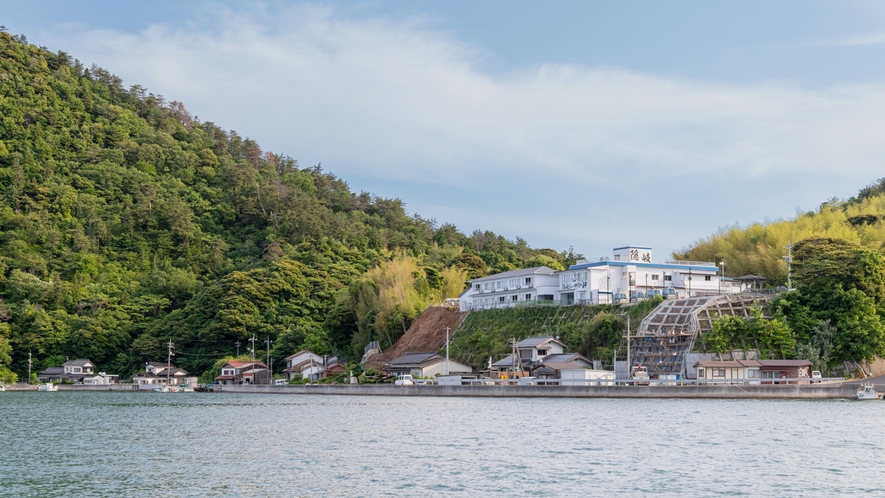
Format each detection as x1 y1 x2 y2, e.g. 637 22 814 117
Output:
37 382 864 399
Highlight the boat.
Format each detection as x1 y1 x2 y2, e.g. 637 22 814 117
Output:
0 385 5 392
37 383 58 392
856 382 881 400
152 385 179 393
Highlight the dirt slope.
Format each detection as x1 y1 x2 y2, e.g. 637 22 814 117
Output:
365 306 468 370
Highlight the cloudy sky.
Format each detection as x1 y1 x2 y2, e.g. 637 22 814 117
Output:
4 1 885 261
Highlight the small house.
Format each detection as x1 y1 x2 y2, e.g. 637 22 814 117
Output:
385 352 473 379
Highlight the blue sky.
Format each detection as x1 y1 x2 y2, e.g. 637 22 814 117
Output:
4 1 885 261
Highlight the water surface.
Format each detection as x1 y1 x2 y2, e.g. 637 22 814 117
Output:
1 392 883 496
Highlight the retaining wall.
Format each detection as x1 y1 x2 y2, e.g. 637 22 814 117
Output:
217 383 858 399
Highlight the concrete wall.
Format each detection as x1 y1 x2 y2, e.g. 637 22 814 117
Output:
217 383 858 399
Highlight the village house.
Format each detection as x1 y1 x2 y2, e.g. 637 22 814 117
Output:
695 360 762 383
283 350 326 381
215 360 271 385
38 359 118 384
132 362 197 387
385 352 472 379
491 336 568 374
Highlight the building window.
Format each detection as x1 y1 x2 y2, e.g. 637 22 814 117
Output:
496 281 502 289
509 278 518 288
525 294 532 300
520 350 532 359
474 284 480 291
747 370 759 378
525 277 532 285
705 275 712 281
697 368 705 377
511 295 518 301
498 296 505 303
537 349 548 357
651 274 659 281
614 255 621 261
713 369 725 377
664 275 672 281
484 282 491 291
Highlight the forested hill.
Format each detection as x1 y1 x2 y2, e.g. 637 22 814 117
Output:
677 180 885 284
0 31 581 382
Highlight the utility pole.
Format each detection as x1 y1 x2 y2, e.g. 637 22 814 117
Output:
445 327 450 375
626 316 631 379
719 261 724 295
784 241 793 290
249 335 257 363
510 338 518 379
235 341 241 357
166 340 174 387
28 351 32 385
265 337 273 368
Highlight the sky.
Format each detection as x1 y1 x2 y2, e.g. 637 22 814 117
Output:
4 1 885 261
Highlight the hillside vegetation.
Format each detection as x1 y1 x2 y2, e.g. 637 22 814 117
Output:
0 31 582 382
450 298 663 369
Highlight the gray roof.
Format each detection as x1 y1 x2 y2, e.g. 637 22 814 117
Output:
517 336 562 348
389 352 443 367
758 360 812 368
63 359 94 367
468 266 556 283
540 353 590 365
39 367 65 375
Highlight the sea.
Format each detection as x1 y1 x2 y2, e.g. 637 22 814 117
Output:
1 391 883 497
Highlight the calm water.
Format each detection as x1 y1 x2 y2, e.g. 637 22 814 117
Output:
1 392 884 497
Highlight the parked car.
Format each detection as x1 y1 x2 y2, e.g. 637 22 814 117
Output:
811 371 822 383
273 378 288 386
395 374 414 386
517 376 538 386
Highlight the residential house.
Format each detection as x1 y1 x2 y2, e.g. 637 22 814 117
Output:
132 362 197 387
38 359 117 384
215 360 271 385
283 350 326 381
694 360 762 383
530 352 594 381
491 335 568 374
385 352 473 378
758 360 813 384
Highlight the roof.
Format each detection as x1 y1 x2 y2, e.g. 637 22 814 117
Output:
734 275 768 281
517 336 565 349
388 352 443 367
468 266 556 283
63 359 94 367
695 360 763 368
39 367 65 375
540 353 589 365
224 360 268 369
147 362 176 368
567 261 719 272
758 360 812 368
284 350 320 361
539 362 586 371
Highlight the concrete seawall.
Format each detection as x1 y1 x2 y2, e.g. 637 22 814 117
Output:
216 383 858 399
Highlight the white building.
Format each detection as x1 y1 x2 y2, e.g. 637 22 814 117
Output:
458 246 728 310
558 246 725 305
459 266 560 311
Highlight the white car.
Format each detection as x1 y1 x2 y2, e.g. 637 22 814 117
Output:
811 371 822 383
395 375 414 386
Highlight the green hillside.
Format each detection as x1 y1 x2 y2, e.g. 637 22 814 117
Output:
450 298 663 369
0 32 582 382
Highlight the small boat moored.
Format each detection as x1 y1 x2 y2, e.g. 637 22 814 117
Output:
37 383 58 392
856 382 882 400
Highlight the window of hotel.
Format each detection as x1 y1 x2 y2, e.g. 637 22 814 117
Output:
498 296 505 303
474 284 480 291
525 294 532 300
614 255 621 261
525 277 532 285
664 275 672 281
713 369 725 377
705 275 712 281
509 278 519 288
484 282 492 291
511 295 518 301
651 274 659 281
496 281 502 289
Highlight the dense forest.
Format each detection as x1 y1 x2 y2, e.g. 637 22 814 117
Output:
0 31 583 382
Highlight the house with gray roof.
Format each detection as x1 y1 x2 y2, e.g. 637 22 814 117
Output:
385 352 472 379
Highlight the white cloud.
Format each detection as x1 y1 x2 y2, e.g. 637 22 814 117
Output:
31 3 885 258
